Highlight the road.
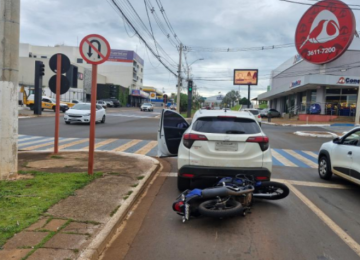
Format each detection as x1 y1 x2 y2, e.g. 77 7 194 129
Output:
19 107 161 140
19 109 360 259
98 124 360 260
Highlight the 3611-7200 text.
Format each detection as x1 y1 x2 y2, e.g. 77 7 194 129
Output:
308 47 336 56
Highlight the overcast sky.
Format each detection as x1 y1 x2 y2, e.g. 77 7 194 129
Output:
20 0 360 99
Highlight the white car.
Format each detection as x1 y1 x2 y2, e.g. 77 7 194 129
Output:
141 103 154 112
64 103 106 124
97 100 107 109
242 109 262 126
318 128 360 185
158 109 272 190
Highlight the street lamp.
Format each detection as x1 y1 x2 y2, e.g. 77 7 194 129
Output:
187 58 204 80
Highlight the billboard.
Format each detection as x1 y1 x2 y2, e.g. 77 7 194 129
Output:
108 49 144 66
295 0 355 65
233 69 258 85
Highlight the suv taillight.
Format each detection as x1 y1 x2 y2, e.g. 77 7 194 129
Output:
246 136 269 151
258 115 261 118
183 133 208 149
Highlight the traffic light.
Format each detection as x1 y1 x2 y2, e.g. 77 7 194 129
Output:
40 62 45 76
188 80 193 93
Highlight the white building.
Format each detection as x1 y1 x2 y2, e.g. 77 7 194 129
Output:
19 43 144 103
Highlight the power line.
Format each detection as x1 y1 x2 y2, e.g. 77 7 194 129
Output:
109 0 177 77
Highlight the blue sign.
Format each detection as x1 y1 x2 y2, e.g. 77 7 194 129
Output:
108 49 144 66
290 80 301 88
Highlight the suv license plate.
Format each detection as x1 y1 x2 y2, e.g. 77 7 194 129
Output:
215 141 238 151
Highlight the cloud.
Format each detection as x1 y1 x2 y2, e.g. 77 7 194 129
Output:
20 0 360 99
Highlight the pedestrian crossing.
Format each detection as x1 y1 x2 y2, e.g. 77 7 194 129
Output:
17 135 319 168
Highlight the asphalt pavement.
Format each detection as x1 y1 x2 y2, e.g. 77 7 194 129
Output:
99 122 360 260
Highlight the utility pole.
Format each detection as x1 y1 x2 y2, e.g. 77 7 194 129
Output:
0 0 20 180
176 43 182 112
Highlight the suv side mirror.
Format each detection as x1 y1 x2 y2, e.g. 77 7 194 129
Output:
333 137 340 144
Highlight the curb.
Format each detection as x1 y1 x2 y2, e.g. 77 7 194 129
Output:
76 152 160 260
262 122 331 127
294 131 338 138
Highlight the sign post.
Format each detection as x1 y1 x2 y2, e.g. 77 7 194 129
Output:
49 53 71 154
79 34 111 175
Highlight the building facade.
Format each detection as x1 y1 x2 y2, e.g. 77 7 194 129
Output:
258 38 360 120
18 43 144 104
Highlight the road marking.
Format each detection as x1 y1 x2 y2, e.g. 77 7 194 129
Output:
18 136 41 142
160 172 177 177
283 180 360 257
272 179 350 189
22 138 77 150
302 150 319 159
80 139 118 151
112 139 142 152
51 139 88 150
134 141 158 155
282 149 318 168
271 149 298 167
18 137 53 147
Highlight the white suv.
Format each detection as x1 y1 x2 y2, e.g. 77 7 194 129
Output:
241 109 262 126
318 128 360 185
158 109 272 190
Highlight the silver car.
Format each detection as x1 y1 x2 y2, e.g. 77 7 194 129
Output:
140 103 154 112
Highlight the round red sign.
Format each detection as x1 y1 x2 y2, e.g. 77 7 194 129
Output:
295 0 356 65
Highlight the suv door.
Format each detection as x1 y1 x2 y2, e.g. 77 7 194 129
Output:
157 110 189 157
332 130 360 178
346 130 360 183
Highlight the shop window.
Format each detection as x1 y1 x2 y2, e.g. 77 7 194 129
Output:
311 90 317 103
342 89 358 95
77 58 83 63
326 89 340 94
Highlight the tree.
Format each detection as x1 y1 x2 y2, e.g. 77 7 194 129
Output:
221 90 241 107
239 97 249 105
174 93 188 112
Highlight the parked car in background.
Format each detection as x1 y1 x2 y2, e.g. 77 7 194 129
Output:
140 103 154 112
260 108 281 118
97 100 107 109
102 98 121 107
101 100 114 107
318 128 360 185
71 99 83 104
242 109 262 126
64 103 106 124
158 109 272 190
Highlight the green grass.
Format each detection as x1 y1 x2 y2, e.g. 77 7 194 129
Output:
259 103 268 109
0 171 102 248
231 104 242 111
50 155 64 159
180 109 197 118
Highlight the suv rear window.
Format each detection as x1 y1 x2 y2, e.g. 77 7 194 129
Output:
192 117 260 134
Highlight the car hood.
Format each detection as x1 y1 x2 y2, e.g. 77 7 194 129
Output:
66 109 91 115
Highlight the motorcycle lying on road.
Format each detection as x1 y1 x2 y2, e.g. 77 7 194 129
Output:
172 175 290 222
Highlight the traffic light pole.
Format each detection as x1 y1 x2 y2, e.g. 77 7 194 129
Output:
34 61 43 115
54 54 62 154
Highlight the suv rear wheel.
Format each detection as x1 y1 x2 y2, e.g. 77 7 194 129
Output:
319 156 332 180
177 177 190 191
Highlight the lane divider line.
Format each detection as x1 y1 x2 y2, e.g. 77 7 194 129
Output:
112 139 142 152
283 180 360 257
22 138 77 151
80 139 118 151
54 139 89 150
271 149 298 167
272 179 351 189
134 141 158 155
283 149 318 169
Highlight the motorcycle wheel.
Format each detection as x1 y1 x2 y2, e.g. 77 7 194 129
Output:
198 199 243 218
253 181 289 200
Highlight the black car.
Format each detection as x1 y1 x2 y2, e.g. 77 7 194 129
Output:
102 98 121 107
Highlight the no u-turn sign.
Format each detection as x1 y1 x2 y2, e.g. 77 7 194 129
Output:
79 34 111 65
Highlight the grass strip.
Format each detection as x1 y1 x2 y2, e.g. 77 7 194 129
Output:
0 171 102 248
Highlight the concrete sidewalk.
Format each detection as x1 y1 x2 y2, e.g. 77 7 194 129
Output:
0 151 160 260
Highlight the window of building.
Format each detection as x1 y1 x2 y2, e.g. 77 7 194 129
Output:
141 79 143 83
326 88 340 94
342 88 358 95
141 68 143 72
77 58 83 63
41 56 47 59
311 90 317 103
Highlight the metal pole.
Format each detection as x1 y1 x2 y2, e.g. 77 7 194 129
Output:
88 64 98 175
0 0 20 180
355 86 360 125
248 84 251 108
54 54 62 154
176 43 183 112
